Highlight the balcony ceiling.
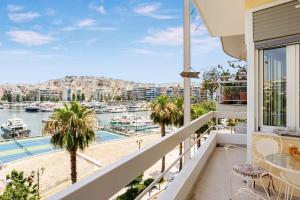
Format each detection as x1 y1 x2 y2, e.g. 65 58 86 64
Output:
193 0 246 59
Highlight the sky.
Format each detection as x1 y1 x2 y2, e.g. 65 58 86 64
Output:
0 0 233 84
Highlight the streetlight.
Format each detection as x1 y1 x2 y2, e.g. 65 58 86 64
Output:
136 139 143 149
30 167 45 197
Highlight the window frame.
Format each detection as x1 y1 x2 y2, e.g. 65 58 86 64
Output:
258 44 299 132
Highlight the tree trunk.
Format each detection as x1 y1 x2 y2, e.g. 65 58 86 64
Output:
70 150 77 184
161 123 166 173
179 142 183 171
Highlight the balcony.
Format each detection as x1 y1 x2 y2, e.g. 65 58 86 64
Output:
48 111 247 200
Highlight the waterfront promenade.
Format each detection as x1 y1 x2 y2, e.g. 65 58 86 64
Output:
0 133 179 199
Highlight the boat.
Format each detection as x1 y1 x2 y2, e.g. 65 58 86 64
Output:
40 107 53 112
1 118 31 138
25 105 40 112
0 105 4 109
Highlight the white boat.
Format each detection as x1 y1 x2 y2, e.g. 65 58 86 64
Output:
0 105 4 109
40 107 53 112
25 105 40 112
1 118 31 138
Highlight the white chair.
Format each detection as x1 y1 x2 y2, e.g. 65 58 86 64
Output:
235 172 300 200
227 134 283 199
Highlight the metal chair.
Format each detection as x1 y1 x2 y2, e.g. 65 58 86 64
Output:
235 172 300 200
227 134 283 199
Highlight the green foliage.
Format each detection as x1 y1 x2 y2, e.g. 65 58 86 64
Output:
127 174 143 188
81 93 85 101
143 178 155 187
72 93 76 101
0 170 39 200
202 67 220 99
150 96 173 129
43 101 96 183
118 174 146 200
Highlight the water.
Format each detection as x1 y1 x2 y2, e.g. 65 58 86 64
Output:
0 108 151 138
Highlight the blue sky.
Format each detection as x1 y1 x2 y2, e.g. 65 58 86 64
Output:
0 0 232 84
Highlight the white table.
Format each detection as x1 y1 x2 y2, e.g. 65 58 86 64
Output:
265 153 300 175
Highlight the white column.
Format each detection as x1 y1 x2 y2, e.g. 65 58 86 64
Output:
183 0 191 163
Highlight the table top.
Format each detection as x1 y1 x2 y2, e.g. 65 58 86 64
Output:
265 153 300 174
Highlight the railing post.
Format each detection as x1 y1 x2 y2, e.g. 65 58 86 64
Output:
183 0 191 164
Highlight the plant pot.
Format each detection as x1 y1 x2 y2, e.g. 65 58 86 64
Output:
221 94 231 104
239 91 247 104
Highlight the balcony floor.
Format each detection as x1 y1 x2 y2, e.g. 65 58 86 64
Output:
190 147 247 200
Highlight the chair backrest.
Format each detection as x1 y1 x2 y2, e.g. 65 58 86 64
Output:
260 172 300 200
254 134 283 164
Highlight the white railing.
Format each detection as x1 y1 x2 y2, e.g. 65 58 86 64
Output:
48 111 247 200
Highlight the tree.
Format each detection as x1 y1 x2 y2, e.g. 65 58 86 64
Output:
7 93 12 103
202 67 220 100
76 93 81 102
192 101 216 148
43 101 96 183
170 97 184 171
0 170 39 200
16 94 20 102
72 93 76 101
150 96 173 173
127 174 143 189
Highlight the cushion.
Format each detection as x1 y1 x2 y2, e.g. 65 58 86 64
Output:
233 163 267 179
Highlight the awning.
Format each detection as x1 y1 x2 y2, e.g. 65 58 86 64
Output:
193 0 246 59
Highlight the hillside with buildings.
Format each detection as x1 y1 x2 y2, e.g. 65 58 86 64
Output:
0 76 205 102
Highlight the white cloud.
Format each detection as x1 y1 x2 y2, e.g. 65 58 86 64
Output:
7 31 53 46
77 19 96 27
141 27 182 46
62 18 115 32
134 3 176 19
7 4 23 12
89 3 106 14
140 25 221 53
8 12 40 23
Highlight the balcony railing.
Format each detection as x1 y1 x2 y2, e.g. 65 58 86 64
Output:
48 111 247 200
218 80 247 105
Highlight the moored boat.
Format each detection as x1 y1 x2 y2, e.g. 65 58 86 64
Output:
1 118 31 138
25 105 40 112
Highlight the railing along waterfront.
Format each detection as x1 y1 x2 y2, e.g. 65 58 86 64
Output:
48 111 247 200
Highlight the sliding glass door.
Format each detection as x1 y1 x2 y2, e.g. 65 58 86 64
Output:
259 44 300 131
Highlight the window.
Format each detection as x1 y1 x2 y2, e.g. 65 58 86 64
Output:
259 44 300 131
263 48 286 127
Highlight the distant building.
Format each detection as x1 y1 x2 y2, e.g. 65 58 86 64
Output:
95 87 112 101
146 87 160 101
64 87 73 101
132 87 147 101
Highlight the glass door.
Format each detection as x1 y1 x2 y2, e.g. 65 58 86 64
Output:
259 44 299 131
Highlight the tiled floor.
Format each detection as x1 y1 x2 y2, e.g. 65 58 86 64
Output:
190 147 248 200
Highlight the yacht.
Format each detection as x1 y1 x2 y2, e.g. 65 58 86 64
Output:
1 118 31 138
25 105 40 112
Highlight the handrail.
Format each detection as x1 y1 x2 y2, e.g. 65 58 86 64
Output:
48 111 246 200
135 125 214 200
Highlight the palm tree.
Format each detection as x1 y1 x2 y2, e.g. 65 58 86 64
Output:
44 101 96 183
170 97 184 171
150 96 173 173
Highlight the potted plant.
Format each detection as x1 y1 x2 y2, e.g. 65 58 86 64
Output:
221 86 233 104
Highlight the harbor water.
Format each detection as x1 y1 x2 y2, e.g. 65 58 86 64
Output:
0 108 151 139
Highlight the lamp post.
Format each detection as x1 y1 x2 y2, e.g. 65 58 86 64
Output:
30 167 45 198
136 139 143 149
